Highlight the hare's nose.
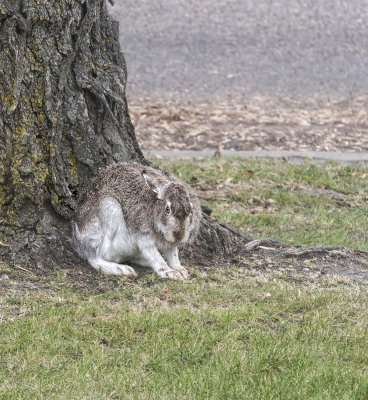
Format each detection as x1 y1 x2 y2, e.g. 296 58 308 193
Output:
176 209 186 220
174 230 184 241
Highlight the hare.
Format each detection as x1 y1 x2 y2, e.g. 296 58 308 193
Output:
72 163 201 280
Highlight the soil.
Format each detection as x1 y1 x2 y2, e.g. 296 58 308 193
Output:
2 241 368 296
239 241 368 284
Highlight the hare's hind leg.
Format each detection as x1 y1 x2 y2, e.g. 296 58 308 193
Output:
88 197 137 277
88 257 137 276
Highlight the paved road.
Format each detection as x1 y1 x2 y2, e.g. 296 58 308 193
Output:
110 0 368 99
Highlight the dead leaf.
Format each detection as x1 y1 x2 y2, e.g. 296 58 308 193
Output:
352 171 368 178
160 287 170 300
248 197 263 205
250 206 264 214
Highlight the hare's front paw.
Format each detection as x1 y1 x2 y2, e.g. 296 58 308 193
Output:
173 267 189 280
156 266 188 281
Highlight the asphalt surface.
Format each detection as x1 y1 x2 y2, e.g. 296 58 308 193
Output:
110 0 368 100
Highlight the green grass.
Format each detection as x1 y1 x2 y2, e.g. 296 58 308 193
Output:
1 157 368 399
1 269 368 399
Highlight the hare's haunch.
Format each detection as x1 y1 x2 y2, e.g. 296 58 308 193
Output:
72 163 202 280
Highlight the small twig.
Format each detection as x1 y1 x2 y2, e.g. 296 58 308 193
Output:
0 241 9 247
15 265 38 277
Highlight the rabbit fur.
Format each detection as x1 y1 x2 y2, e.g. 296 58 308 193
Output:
72 162 201 280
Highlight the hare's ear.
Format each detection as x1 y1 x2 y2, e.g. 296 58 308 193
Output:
142 170 161 195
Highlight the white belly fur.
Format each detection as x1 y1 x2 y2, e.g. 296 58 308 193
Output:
99 222 141 264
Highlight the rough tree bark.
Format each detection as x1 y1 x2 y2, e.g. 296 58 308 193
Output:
1 0 368 282
0 0 250 272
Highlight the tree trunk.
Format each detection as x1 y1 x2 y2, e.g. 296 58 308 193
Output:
0 0 251 272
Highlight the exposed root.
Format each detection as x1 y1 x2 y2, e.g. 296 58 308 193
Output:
281 245 352 257
244 238 287 251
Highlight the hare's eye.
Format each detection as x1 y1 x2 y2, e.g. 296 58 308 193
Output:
165 205 171 214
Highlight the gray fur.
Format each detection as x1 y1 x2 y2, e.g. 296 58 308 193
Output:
72 162 202 280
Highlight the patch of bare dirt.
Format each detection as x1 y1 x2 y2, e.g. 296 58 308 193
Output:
130 96 368 152
236 240 368 284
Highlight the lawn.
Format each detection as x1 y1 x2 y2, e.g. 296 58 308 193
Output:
1 158 368 399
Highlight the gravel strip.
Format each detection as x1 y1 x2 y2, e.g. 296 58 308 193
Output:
144 150 368 164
